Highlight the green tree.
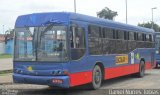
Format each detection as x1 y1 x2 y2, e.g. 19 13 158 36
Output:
5 29 14 44
138 22 160 32
97 7 118 20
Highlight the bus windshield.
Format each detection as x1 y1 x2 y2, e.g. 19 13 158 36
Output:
14 25 68 62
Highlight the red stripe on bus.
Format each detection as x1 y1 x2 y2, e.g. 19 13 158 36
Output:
145 62 152 70
105 62 152 79
69 71 92 87
69 62 153 87
105 64 137 79
145 61 156 70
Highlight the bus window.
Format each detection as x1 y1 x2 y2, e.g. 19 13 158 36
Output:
116 30 119 39
106 28 113 39
146 34 150 41
118 30 124 40
99 27 103 38
142 33 146 41
149 34 152 42
113 29 116 39
88 25 100 37
102 28 105 38
138 33 143 41
124 31 129 40
129 32 134 40
70 26 86 60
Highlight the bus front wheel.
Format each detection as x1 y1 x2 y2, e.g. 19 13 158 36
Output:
91 65 102 89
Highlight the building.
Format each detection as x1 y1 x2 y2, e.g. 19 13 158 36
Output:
0 34 5 54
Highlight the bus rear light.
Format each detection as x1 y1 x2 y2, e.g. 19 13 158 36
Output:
52 79 63 84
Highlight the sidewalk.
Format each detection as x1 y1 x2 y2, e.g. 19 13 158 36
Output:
0 74 13 84
0 58 13 71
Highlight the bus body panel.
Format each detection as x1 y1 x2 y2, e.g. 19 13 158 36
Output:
13 73 70 88
156 55 160 65
155 32 160 66
13 12 155 88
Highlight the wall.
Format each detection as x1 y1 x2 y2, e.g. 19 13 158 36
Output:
5 39 13 54
0 42 5 54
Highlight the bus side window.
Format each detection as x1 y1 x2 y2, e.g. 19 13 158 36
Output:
118 30 124 40
106 28 113 39
142 33 146 41
70 26 86 60
124 31 127 40
113 29 116 39
149 34 152 42
129 32 134 41
70 26 76 48
138 33 142 41
146 34 150 41
70 26 85 48
124 31 129 40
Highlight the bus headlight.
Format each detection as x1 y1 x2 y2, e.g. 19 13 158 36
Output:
52 70 69 76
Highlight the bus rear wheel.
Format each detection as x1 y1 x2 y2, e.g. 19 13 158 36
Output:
91 65 102 89
137 61 145 77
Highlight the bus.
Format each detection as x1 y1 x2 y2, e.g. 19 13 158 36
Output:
13 12 155 89
155 32 160 67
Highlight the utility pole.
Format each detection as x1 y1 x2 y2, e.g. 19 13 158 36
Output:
2 25 4 34
125 0 128 24
151 7 157 29
74 0 77 13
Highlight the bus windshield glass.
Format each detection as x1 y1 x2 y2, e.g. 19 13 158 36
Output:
14 27 36 61
14 25 68 62
37 26 68 62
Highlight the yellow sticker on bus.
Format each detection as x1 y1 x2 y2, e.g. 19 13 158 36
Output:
27 66 33 71
115 55 128 65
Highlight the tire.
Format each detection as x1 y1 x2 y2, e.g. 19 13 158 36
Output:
90 65 102 89
137 61 145 78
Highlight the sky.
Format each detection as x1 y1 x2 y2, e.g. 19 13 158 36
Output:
0 0 160 33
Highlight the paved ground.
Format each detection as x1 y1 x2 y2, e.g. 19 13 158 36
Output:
0 74 13 84
0 69 160 95
0 58 13 71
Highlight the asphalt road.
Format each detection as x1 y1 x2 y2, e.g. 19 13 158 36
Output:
1 69 160 95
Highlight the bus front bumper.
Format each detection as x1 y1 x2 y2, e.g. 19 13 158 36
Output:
13 74 70 88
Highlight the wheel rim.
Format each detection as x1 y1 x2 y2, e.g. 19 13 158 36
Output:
93 65 102 88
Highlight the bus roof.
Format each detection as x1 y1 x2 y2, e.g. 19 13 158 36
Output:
15 12 154 33
155 32 160 34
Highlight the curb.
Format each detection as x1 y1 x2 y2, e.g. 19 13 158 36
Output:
0 69 13 75
0 83 13 85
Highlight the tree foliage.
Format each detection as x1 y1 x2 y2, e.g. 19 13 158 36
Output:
138 22 160 32
5 29 14 44
97 7 118 20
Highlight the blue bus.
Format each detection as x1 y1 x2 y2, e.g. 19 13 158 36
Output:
13 12 155 89
155 32 160 67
